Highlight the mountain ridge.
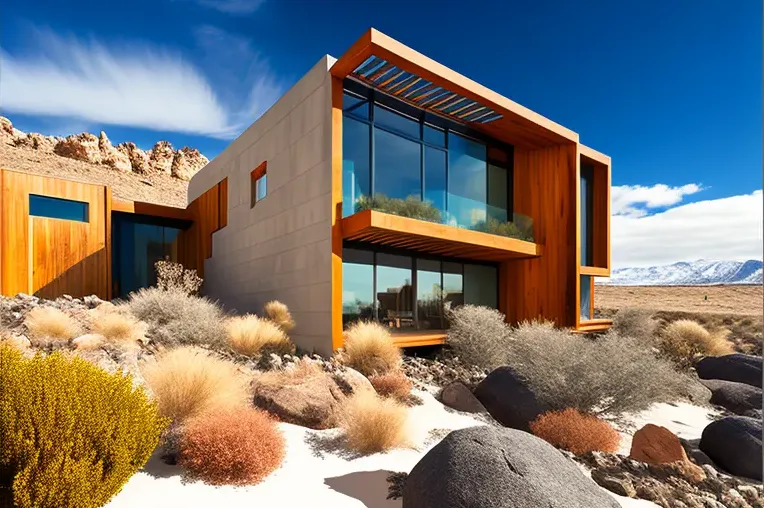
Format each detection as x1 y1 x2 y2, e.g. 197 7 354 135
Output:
601 259 763 286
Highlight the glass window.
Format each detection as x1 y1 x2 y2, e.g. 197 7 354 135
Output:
343 92 369 119
424 147 447 215
580 275 592 321
255 174 267 202
374 104 419 139
442 261 464 309
423 124 446 147
416 259 443 330
487 163 509 222
376 253 414 332
342 248 374 327
374 127 421 201
447 133 487 229
580 165 594 265
342 117 371 217
29 194 89 222
464 264 497 308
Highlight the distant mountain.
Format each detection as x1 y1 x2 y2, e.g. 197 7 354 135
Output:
600 260 763 286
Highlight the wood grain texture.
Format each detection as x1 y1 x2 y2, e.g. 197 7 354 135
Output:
391 331 446 347
499 143 579 327
331 76 345 351
178 177 228 278
587 154 610 272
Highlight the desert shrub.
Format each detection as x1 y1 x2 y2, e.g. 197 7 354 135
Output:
154 259 203 296
659 319 735 370
254 356 324 385
90 310 146 346
341 321 402 377
445 304 511 370
71 333 105 351
530 408 620 455
0 345 167 508
141 347 250 424
369 370 413 402
263 300 296 332
356 194 442 223
612 308 658 343
471 216 533 241
23 307 80 343
179 407 284 486
341 389 410 454
226 315 294 357
126 287 225 347
506 322 688 416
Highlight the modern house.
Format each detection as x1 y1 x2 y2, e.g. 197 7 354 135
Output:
0 28 612 356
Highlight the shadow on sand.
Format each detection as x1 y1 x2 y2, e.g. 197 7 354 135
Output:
324 470 403 508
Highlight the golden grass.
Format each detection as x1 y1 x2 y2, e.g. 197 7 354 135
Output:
225 315 295 357
341 389 411 454
141 347 250 424
263 300 296 332
90 311 146 345
660 319 735 369
530 408 621 455
72 333 105 351
369 370 413 403
254 357 324 386
24 307 80 342
341 321 402 377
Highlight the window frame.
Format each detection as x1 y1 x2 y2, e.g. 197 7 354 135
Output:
250 162 268 208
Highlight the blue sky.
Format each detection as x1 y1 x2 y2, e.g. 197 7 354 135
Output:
1 0 761 266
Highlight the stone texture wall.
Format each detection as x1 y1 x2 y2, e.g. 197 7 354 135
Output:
188 55 336 355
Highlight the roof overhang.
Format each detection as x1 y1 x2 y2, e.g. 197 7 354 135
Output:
342 210 541 262
331 28 579 149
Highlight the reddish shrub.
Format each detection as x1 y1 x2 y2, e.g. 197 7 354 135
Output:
529 408 620 455
369 370 413 402
179 407 285 485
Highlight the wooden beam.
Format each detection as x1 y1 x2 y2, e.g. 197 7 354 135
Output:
112 199 191 221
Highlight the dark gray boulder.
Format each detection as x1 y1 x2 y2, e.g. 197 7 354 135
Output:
473 366 548 431
402 426 620 508
696 354 762 388
701 379 762 415
440 381 487 413
699 416 762 480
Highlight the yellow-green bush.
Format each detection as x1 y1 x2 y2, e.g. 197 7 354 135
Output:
0 345 167 508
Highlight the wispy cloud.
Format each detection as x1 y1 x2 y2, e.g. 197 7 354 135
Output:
612 187 762 267
191 0 265 14
0 27 283 139
611 183 704 217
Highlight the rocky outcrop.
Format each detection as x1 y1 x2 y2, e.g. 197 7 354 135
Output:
98 132 131 172
700 416 762 480
54 133 102 163
171 147 209 181
473 366 548 431
402 426 620 508
0 116 13 136
116 142 150 173
149 141 174 175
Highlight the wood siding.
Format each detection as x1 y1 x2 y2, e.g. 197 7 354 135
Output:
178 178 228 277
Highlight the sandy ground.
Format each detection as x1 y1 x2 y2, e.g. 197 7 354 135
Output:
595 284 763 316
107 390 718 508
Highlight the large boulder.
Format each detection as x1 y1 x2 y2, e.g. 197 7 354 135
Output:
473 366 547 431
116 142 150 173
696 354 762 388
699 416 762 480
629 424 689 464
702 379 762 415
171 147 209 181
402 426 619 508
98 131 131 172
440 381 486 413
252 367 372 429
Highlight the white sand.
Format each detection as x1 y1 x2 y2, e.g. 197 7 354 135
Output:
107 393 717 508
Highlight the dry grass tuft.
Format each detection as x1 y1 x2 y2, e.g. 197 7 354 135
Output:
369 371 413 403
72 333 105 351
90 311 146 345
659 319 735 369
142 346 250 424
180 407 285 486
254 357 324 386
445 304 512 370
612 308 658 343
341 321 402 377
225 314 294 357
341 389 411 454
24 307 80 342
530 408 621 455
263 300 296 332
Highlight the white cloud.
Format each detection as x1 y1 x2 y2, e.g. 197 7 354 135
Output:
0 28 283 139
612 189 763 268
611 183 703 217
192 0 265 14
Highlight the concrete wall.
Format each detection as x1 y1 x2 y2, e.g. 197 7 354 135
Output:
188 55 337 355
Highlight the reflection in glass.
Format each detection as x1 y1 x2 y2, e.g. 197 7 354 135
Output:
255 174 267 202
29 194 89 222
374 127 421 201
342 249 374 327
464 264 497 309
343 92 369 119
424 146 447 215
447 132 487 229
416 259 443 330
487 163 508 222
342 117 371 217
376 253 414 332
374 104 419 138
580 275 592 321
443 261 464 309
423 124 446 147
580 165 594 266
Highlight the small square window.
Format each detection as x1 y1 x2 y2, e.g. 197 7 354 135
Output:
251 162 267 208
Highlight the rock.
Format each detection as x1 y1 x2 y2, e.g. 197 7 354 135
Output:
590 469 637 497
54 133 102 163
402 426 619 508
14 132 56 152
696 354 762 388
98 131 131 172
116 142 150 173
681 438 716 467
473 366 548 431
699 416 762 480
72 333 105 350
252 366 373 429
630 424 690 464
1 335 31 350
440 381 487 413
149 141 174 174
701 379 762 416
0 116 13 136
171 147 208 181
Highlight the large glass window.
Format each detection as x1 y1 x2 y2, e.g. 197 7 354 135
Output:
376 253 414 331
374 104 419 138
464 264 498 308
448 132 488 228
29 194 89 222
581 164 594 266
443 261 464 308
424 147 447 215
342 117 371 217
342 248 374 327
374 128 421 201
416 259 443 330
580 275 592 321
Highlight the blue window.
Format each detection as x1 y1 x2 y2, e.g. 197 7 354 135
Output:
29 194 89 222
581 165 594 266
580 275 592 321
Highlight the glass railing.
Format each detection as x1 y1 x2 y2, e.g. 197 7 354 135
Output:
348 191 534 242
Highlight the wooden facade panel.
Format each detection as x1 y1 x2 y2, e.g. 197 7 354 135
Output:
590 157 610 272
178 178 228 277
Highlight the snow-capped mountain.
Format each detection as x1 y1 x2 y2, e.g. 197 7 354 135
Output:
600 260 763 286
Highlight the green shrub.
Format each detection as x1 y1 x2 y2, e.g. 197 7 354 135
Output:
0 345 167 508
471 216 533 241
356 194 442 223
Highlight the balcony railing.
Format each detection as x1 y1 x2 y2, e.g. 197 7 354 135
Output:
348 193 534 242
